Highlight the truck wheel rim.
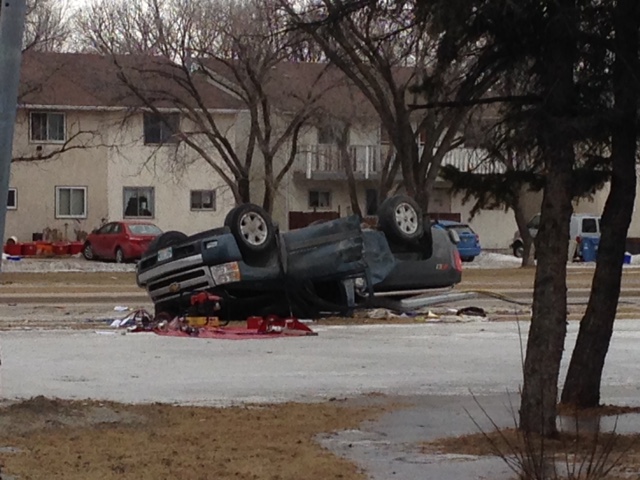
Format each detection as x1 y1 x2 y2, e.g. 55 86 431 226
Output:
239 212 268 246
394 203 418 235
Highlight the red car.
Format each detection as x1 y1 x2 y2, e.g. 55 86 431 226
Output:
82 221 162 263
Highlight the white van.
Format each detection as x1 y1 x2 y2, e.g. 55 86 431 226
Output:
510 213 601 259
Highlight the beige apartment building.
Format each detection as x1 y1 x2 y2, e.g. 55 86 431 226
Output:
6 51 619 251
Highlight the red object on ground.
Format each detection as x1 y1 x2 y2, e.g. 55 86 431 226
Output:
190 292 222 306
4 243 21 255
153 316 316 340
246 316 263 329
69 242 84 255
255 315 315 335
53 243 70 255
21 243 37 256
35 241 53 256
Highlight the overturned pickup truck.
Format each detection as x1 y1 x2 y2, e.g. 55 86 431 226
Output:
136 195 462 320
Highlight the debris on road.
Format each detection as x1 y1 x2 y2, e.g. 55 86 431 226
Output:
455 306 486 317
155 315 317 339
108 300 317 339
109 309 152 329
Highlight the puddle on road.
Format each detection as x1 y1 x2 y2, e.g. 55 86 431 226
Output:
559 413 640 436
323 394 640 480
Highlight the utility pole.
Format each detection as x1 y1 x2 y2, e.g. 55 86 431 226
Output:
0 0 27 270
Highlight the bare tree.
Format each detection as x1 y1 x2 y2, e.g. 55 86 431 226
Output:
23 0 70 51
75 0 333 212
561 0 640 409
0 0 70 51
282 0 500 212
73 0 161 54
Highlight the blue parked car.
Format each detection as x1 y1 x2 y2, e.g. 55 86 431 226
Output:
434 220 482 262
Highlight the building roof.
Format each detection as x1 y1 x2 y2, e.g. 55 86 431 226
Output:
19 51 422 123
19 51 244 111
199 58 421 123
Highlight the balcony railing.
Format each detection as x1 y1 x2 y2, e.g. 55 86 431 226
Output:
294 144 383 179
294 145 502 180
441 148 506 174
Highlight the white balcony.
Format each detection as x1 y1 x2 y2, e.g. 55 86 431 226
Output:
294 145 502 180
441 148 505 174
294 144 383 180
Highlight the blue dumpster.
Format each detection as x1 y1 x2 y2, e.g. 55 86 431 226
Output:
580 237 599 262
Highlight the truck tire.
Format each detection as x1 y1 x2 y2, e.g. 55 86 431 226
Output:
377 195 424 243
224 203 275 256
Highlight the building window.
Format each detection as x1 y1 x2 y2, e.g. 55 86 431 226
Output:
124 187 154 217
30 112 65 142
7 188 16 210
190 190 216 211
309 190 331 209
55 186 86 218
143 112 179 144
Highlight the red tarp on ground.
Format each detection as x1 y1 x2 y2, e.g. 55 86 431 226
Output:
150 317 317 340
153 327 315 340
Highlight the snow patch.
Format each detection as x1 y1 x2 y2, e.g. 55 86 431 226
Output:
0 256 136 273
3 251 638 273
462 252 523 269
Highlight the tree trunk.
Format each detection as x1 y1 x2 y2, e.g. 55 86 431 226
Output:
338 125 362 218
378 149 400 203
262 182 275 214
513 196 535 267
519 0 577 436
415 185 430 216
561 0 639 409
519 160 573 435
341 142 362 218
237 176 251 205
391 125 419 199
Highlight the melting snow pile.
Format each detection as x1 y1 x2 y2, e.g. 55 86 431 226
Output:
0 254 136 273
462 252 523 269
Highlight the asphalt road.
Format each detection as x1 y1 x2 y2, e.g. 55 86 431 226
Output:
2 320 639 406
2 264 640 480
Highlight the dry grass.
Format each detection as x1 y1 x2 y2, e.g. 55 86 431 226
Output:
423 410 640 480
0 396 388 480
423 428 638 458
557 404 640 418
4 266 640 290
0 272 136 289
4 265 640 293
423 430 640 479
462 266 640 288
